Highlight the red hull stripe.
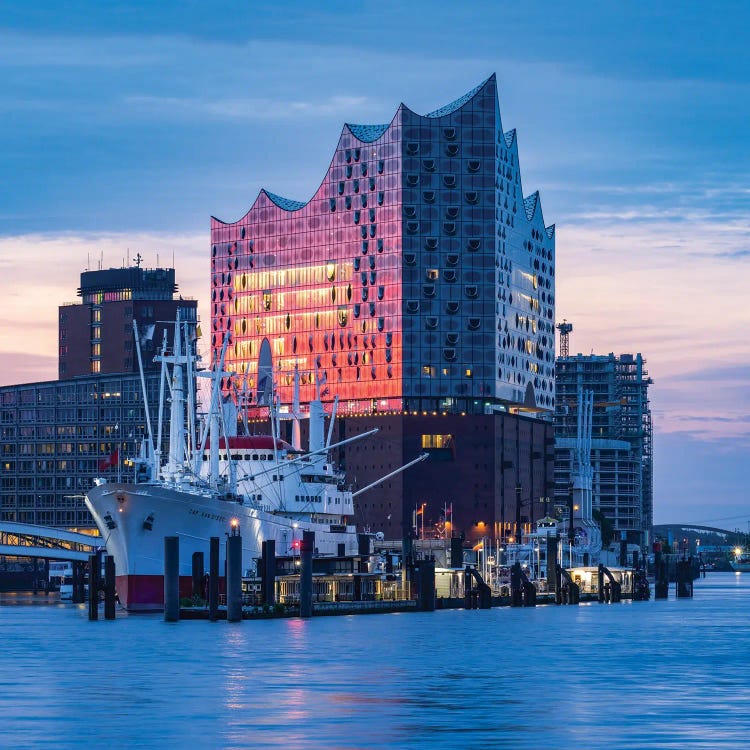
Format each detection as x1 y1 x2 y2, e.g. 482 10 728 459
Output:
116 574 196 611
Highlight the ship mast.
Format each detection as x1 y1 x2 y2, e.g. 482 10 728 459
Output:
167 312 185 479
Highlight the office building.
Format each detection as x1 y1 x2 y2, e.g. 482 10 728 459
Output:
59 264 197 378
0 372 162 528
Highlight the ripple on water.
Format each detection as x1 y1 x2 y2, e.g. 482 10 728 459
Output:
0 574 749 748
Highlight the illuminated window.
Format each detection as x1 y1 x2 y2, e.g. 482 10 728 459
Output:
421 434 453 449
326 262 336 282
465 368 472 378
263 291 272 311
422 366 436 378
337 307 348 327
426 269 439 281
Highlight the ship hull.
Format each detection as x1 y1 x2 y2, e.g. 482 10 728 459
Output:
85 482 357 611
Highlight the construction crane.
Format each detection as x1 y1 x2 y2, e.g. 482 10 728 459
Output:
556 319 573 358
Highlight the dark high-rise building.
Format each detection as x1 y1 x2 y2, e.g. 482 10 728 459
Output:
58 265 197 379
212 76 557 541
554 352 653 545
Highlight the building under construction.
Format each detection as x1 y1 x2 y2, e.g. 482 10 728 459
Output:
554 347 653 547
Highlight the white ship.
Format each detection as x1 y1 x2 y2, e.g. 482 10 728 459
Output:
86 318 423 611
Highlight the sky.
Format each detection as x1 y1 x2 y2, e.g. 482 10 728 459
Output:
0 1 748 528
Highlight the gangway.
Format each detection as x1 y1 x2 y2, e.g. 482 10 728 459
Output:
0 521 101 562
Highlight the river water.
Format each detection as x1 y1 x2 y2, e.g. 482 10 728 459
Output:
1 572 748 749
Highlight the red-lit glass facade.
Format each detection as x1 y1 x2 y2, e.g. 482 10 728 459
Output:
211 122 403 415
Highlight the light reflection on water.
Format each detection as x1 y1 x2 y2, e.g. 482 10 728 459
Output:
1 573 749 749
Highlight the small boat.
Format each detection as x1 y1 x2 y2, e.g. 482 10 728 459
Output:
49 561 73 598
730 549 750 572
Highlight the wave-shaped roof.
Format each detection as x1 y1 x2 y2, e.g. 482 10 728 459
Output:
215 74 551 229
262 190 306 212
425 76 492 118
345 123 390 142
523 192 539 221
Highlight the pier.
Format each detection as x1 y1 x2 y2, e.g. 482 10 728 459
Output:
148 533 672 622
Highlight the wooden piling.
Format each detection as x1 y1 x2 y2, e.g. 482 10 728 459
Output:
261 540 276 606
88 553 99 621
418 558 436 612
676 558 694 598
191 551 204 599
510 562 523 607
72 561 85 603
546 536 558 594
104 555 116 620
654 551 669 599
209 536 219 621
226 534 243 623
300 530 315 618
164 536 180 622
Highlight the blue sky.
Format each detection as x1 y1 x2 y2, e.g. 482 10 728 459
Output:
1 2 748 527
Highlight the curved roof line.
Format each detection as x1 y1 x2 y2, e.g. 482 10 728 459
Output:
520 191 554 237
425 74 495 118
523 191 539 221
346 74 496 148
262 190 307 212
214 75 508 221
345 123 390 142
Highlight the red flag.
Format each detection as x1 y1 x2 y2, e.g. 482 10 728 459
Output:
98 449 119 472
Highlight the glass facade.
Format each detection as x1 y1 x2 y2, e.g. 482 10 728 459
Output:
211 75 555 416
0 373 166 529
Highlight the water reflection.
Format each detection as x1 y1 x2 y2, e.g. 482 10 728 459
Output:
1 574 749 748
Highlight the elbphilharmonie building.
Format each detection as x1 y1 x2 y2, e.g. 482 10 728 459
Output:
210 75 555 417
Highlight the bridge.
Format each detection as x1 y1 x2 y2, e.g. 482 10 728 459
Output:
0 521 102 562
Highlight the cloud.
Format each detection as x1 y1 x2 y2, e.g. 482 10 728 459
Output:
0 30 173 68
123 94 372 122
555 209 750 446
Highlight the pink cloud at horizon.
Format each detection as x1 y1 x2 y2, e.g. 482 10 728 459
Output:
0 216 747 448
